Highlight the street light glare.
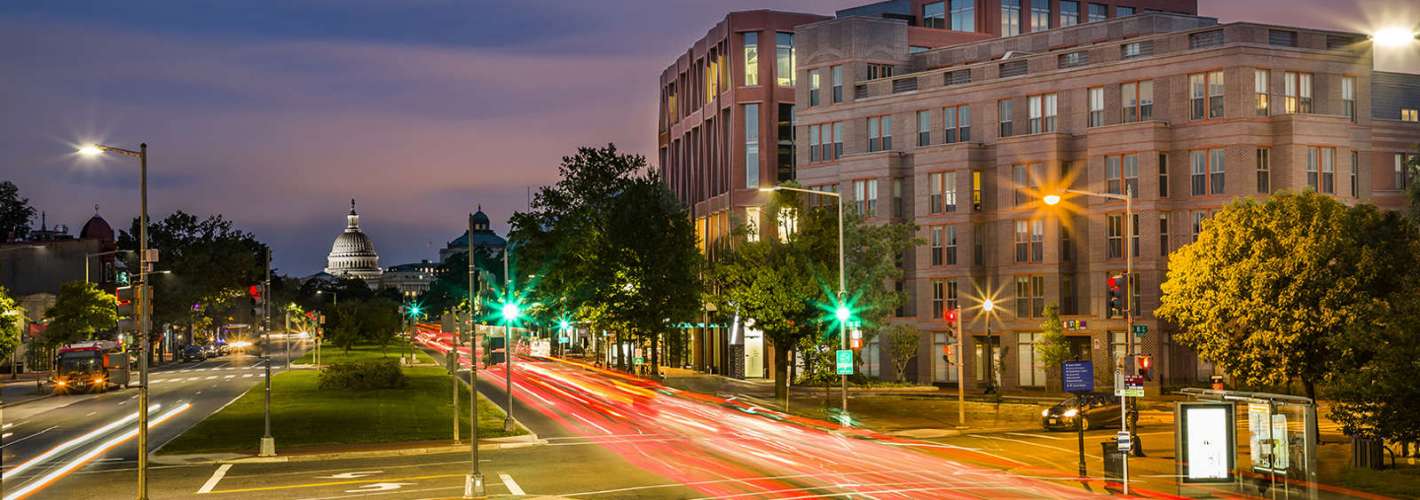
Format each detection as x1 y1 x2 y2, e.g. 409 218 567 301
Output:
835 305 851 322
77 145 104 156
501 302 521 321
1042 194 1062 206
982 298 994 312
1373 27 1416 47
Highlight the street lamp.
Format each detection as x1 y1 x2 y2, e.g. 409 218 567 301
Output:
1373 27 1418 47
980 298 997 399
78 141 153 500
499 297 521 433
464 209 484 499
760 185 849 417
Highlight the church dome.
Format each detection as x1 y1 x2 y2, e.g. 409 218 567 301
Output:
79 209 114 242
325 199 382 284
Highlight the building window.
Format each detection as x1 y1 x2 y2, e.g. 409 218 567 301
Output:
1105 155 1136 196
923 1 945 29
1059 51 1088 68
1117 6 1134 16
744 103 759 189
1027 94 1056 133
1191 150 1206 195
1190 73 1205 120
1121 81 1153 123
1192 210 1207 241
947 280 959 310
1032 275 1046 317
1159 154 1169 198
1106 156 1121 195
809 71 821 106
833 122 844 158
1013 164 1028 206
1307 146 1335 193
944 105 971 143
938 171 958 213
1342 76 1356 122
854 179 878 217
1031 219 1045 262
1351 151 1360 197
775 32 794 87
1018 332 1046 387
1121 41 1152 59
867 64 894 80
1403 109 1419 122
946 225 959 265
831 65 844 103
1015 276 1030 317
1107 214 1123 259
917 110 932 147
931 280 945 319
893 177 905 217
1244 147 1267 196
1031 0 1050 32
1209 71 1225 118
867 115 893 152
745 206 761 242
1284 72 1312 114
1398 153 1416 189
998 99 1013 137
1159 212 1170 256
1061 273 1077 314
808 125 820 162
743 32 758 86
1255 69 1270 116
1014 220 1029 262
971 170 984 211
1060 0 1079 27
1210 148 1226 194
1190 72 1224 120
972 222 985 265
1087 3 1106 22
930 226 944 266
1131 213 1140 257
1088 87 1104 127
950 0 975 32
1002 0 1022 37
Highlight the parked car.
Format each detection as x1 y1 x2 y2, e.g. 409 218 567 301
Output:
202 344 221 358
179 345 207 362
1041 392 1122 431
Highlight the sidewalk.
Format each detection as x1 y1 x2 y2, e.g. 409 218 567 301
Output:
0 375 52 408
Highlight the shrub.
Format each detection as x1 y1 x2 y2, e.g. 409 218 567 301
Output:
318 358 407 390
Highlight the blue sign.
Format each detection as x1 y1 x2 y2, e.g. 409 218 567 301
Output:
1062 360 1094 393
836 349 855 375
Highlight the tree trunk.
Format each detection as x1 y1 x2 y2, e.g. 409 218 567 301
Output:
773 341 789 406
651 331 660 377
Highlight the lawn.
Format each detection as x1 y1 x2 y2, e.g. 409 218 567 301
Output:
161 344 518 455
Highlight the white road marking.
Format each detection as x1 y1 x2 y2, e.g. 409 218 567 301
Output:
196 464 232 494
319 470 383 479
242 374 254 378
2 423 13 430
499 473 525 496
1003 432 1068 441
1 433 11 439
224 375 235 379
205 376 218 380
573 414 612 435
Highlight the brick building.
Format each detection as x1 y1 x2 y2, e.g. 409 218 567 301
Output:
659 1 1215 378
792 11 1420 390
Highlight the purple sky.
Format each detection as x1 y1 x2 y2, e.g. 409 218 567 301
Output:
2 0 1416 275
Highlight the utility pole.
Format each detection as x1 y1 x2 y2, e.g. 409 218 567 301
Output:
136 143 150 500
259 248 275 457
464 210 484 498
503 247 516 433
954 308 964 426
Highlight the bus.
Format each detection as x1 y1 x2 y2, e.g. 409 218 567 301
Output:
52 341 132 394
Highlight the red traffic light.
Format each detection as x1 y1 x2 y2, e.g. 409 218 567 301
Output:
944 308 958 325
1107 275 1121 291
248 285 262 299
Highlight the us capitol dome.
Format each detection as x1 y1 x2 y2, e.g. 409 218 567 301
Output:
324 199 383 284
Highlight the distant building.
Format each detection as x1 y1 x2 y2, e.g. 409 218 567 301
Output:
324 199 382 287
0 208 121 297
439 207 506 264
383 260 438 298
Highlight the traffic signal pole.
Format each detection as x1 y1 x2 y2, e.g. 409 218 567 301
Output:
136 143 149 500
1122 184 1134 493
464 210 484 498
954 308 964 426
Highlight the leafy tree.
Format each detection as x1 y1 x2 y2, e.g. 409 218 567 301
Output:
42 282 117 347
1157 192 1415 401
1405 146 1420 225
359 297 404 352
419 246 501 317
1035 304 1072 391
0 286 23 361
883 323 920 383
0 181 36 243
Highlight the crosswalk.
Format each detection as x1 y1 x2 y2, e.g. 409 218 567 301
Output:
148 365 280 384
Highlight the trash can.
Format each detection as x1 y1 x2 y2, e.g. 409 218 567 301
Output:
1352 437 1386 470
1101 441 1124 482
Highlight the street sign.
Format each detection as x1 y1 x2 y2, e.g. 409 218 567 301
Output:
835 349 854 375
1132 324 1148 336
1122 375 1145 397
1062 360 1094 393
1117 431 1132 453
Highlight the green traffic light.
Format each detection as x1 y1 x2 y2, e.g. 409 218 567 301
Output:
501 302 521 321
835 305 851 323
558 319 571 330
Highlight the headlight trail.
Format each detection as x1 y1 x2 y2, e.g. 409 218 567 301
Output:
1 403 161 480
3 402 191 500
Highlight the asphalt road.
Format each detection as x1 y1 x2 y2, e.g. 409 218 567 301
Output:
1 339 306 499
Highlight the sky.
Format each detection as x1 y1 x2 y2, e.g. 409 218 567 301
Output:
1 0 1416 276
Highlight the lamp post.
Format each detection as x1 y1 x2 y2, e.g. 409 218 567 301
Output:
84 249 131 284
759 185 846 416
259 249 275 457
981 298 996 400
464 210 485 498
315 290 337 367
501 299 520 433
78 142 152 500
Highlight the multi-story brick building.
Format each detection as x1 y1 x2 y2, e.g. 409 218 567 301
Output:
793 11 1420 390
659 1 1213 378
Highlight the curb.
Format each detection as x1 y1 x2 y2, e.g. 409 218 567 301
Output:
152 435 547 466
0 392 56 409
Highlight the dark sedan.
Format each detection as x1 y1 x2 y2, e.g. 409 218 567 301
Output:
1041 392 1122 431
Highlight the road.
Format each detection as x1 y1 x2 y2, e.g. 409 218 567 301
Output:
1 339 305 500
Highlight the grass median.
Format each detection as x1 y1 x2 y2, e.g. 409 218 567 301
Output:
160 344 519 455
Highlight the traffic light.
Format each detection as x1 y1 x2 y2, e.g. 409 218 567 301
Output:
944 308 958 327
116 286 136 332
482 335 506 366
1136 354 1153 381
942 344 954 363
849 329 863 350
1106 274 1124 318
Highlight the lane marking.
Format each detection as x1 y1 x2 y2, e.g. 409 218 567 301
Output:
205 376 218 380
196 464 232 494
3 403 190 500
499 473 525 496
572 414 612 435
1 407 154 479
0 426 58 450
1003 432 1068 441
208 473 463 494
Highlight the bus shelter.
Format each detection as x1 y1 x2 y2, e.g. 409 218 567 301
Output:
1175 388 1319 499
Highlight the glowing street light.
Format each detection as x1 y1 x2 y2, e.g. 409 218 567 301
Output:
1042 194 1062 206
1373 27 1417 47
501 302 521 322
835 304 851 323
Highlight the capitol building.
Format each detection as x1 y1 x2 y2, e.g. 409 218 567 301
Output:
324 199 383 286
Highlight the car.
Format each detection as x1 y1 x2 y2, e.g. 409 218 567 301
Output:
202 344 221 358
1041 392 1123 431
179 345 206 362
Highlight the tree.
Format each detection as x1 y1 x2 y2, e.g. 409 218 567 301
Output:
883 323 920 383
1405 145 1420 225
42 282 117 347
0 286 23 361
1035 304 1072 391
1157 192 1416 401
359 297 403 352
0 181 36 243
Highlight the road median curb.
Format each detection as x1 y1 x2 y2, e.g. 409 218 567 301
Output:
0 392 55 409
153 434 547 465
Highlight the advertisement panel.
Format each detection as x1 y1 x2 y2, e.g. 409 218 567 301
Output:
1178 402 1236 483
